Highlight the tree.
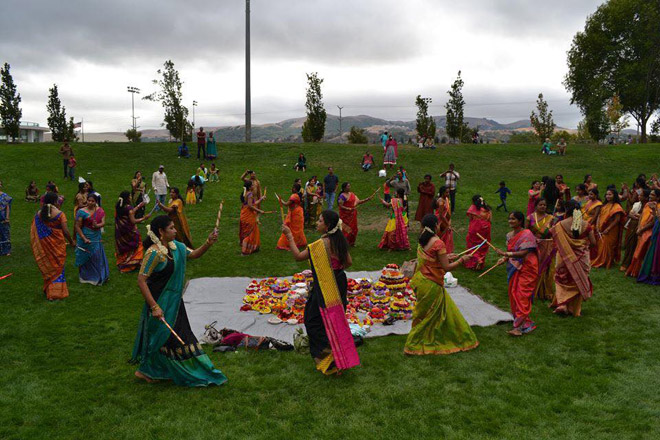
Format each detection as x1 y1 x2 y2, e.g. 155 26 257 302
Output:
585 104 610 143
530 93 556 141
347 126 368 144
143 60 190 141
564 0 660 143
46 84 73 142
575 118 592 143
125 128 142 142
414 95 435 139
650 117 660 142
0 63 22 142
301 72 326 142
508 131 539 144
445 71 465 142
606 95 630 139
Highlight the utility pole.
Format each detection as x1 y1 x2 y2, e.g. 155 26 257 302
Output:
127 86 140 133
245 0 251 143
337 105 344 143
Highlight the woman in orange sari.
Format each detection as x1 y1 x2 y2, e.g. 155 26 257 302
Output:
239 180 266 255
30 192 75 300
592 188 626 268
527 198 556 301
626 189 658 277
434 186 454 253
493 211 538 336
620 186 645 271
550 200 597 317
378 188 410 250
114 191 150 272
415 175 436 222
464 195 491 270
157 187 193 248
582 188 602 225
277 183 307 250
337 182 375 246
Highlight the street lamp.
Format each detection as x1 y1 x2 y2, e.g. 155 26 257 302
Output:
192 100 198 133
337 105 344 142
127 86 140 132
245 0 251 143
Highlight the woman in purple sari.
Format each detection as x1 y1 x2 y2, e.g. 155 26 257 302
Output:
115 191 151 272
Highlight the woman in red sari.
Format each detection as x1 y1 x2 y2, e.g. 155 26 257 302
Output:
114 191 150 272
277 183 307 250
592 188 625 268
415 175 436 223
337 182 375 246
550 200 597 317
434 186 454 253
626 189 658 277
526 181 543 217
527 198 556 301
30 192 75 300
464 195 491 270
239 180 267 255
493 211 538 336
378 188 410 250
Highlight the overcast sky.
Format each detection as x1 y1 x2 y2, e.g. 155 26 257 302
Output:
1 0 606 132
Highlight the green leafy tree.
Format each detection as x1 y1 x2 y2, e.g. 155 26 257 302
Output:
508 131 539 144
445 71 465 142
0 63 22 142
551 130 576 143
606 94 629 138
301 72 326 142
530 93 556 141
143 60 189 141
575 118 592 143
585 105 610 143
414 95 435 139
347 126 368 144
650 117 660 142
565 0 660 143
46 84 70 142
124 128 142 142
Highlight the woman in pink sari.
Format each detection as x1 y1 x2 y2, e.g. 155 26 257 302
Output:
434 186 454 253
526 181 543 217
378 188 409 250
465 195 491 269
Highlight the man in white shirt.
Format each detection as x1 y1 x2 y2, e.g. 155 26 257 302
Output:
152 165 170 211
440 163 460 214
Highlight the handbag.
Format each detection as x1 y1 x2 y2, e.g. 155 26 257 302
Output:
401 259 417 279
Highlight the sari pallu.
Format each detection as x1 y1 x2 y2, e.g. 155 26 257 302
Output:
168 199 193 248
114 207 144 272
506 229 539 331
550 224 593 317
239 200 260 255
435 197 454 253
131 242 227 386
0 192 12 256
528 213 555 301
339 192 358 246
625 204 655 277
637 219 660 284
405 241 479 355
591 203 625 269
277 194 307 250
305 239 359 374
75 209 110 285
582 200 602 224
465 205 491 269
31 212 69 300
378 198 410 250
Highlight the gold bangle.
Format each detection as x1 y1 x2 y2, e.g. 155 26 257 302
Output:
150 304 160 311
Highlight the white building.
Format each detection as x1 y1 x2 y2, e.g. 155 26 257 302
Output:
0 122 49 142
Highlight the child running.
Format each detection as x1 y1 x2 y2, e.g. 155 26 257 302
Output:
495 181 511 212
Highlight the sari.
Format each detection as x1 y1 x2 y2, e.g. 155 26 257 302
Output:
30 212 69 300
621 202 642 269
404 240 479 355
75 208 110 285
415 182 436 222
528 213 555 301
167 199 193 248
305 184 322 227
339 192 358 246
582 199 602 224
378 198 409 250
464 205 491 269
625 204 655 277
638 219 660 284
551 223 593 316
435 197 454 253
383 140 397 165
114 206 144 272
305 239 359 374
506 229 539 331
0 192 12 255
206 136 218 159
131 241 227 386
131 179 146 218
277 194 307 250
526 190 539 217
239 192 260 255
185 189 197 205
591 203 625 269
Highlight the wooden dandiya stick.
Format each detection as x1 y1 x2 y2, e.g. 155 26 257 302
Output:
77 246 90 253
214 200 224 231
476 233 498 251
368 186 380 200
275 193 286 223
455 241 485 257
467 240 486 257
160 317 185 345
478 261 504 278
0 273 13 281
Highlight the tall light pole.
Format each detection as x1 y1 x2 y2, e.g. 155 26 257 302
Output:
127 86 140 132
245 0 251 143
192 100 198 133
337 105 344 142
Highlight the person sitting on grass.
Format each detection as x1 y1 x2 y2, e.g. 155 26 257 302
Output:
25 181 40 202
294 153 307 172
178 142 190 158
541 138 556 155
361 151 374 171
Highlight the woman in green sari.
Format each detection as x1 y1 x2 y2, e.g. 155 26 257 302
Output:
405 214 479 355
131 215 227 387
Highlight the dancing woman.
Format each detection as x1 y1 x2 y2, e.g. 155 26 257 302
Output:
0 182 12 256
304 176 323 227
550 200 597 317
157 187 193 248
131 215 227 386
75 193 110 285
620 186 644 271
378 188 410 250
527 198 556 301
591 188 625 269
338 182 375 246
464 195 491 270
637 204 660 284
404 214 478 355
625 189 658 277
114 191 151 272
415 175 436 222
582 188 602 226
434 186 454 253
281 210 359 375
239 180 266 255
131 171 146 218
493 211 539 336
30 193 75 300
277 183 307 250
526 181 543 217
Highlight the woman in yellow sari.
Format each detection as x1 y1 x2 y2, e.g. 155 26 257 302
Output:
626 189 658 277
157 187 193 248
239 180 266 255
277 183 307 250
378 188 410 250
592 188 626 269
527 198 556 301
582 188 602 225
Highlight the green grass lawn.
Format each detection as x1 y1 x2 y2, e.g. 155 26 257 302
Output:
1 141 659 439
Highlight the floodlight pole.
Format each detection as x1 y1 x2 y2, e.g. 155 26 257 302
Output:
127 86 140 132
337 106 344 142
245 0 251 143
193 100 198 132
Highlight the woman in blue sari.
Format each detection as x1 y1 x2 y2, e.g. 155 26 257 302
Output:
0 181 12 256
75 193 110 285
131 215 227 386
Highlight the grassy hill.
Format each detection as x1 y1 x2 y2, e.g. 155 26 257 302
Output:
1 141 659 439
